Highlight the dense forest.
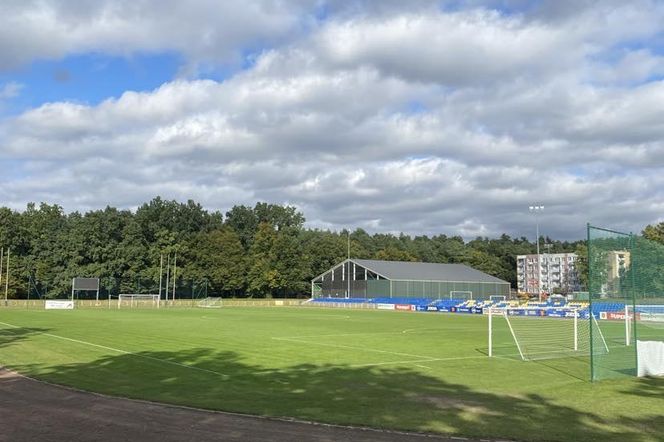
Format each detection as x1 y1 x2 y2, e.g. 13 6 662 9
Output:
0 197 660 299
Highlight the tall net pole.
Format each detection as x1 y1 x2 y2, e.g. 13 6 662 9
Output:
158 253 163 301
172 250 177 302
165 254 171 306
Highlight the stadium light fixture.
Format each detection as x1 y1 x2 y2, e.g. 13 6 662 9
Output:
529 205 544 301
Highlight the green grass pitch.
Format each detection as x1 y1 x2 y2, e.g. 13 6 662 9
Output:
0 307 662 441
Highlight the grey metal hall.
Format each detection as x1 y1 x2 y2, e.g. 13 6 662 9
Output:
311 259 510 299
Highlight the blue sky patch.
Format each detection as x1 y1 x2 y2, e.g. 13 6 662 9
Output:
0 52 183 112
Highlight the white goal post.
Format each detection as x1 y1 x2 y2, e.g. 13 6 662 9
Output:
488 307 608 360
625 305 664 345
117 294 160 309
450 290 473 300
197 297 223 308
625 305 664 377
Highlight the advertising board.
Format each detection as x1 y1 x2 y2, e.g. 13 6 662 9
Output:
45 300 74 310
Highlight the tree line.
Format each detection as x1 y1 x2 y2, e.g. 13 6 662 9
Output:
0 197 660 299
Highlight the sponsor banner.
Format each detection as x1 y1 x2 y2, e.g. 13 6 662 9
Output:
437 307 450 313
415 305 429 312
377 303 395 310
426 306 438 312
546 310 573 318
472 307 484 314
395 304 413 311
45 300 74 310
507 309 546 317
605 311 640 321
456 307 473 314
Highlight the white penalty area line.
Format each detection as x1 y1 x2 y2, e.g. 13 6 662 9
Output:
348 355 487 368
272 336 494 367
276 327 446 340
0 321 229 379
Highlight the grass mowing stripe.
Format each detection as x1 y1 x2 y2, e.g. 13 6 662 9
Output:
271 336 466 360
0 321 229 379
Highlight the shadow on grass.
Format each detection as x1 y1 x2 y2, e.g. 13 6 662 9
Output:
0 326 50 349
9 347 663 442
621 375 664 399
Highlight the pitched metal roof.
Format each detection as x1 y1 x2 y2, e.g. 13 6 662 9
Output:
350 259 509 284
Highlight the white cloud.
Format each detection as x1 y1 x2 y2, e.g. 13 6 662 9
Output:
0 0 317 71
1 1 664 239
0 81 23 99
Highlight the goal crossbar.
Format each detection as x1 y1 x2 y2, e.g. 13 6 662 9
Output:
625 305 664 345
197 297 223 308
488 308 608 361
116 293 160 309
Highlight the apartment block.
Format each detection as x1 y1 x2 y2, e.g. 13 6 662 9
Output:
516 253 581 295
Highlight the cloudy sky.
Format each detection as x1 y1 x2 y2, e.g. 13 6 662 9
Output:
1 0 663 240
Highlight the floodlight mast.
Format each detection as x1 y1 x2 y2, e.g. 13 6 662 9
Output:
529 205 545 302
347 230 351 298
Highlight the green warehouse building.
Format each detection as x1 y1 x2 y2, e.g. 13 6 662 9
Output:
311 259 510 300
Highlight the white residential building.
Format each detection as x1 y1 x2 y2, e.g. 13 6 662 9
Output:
516 253 581 295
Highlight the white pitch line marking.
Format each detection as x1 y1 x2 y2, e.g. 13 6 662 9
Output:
271 336 439 359
0 321 229 379
277 328 445 340
349 356 487 368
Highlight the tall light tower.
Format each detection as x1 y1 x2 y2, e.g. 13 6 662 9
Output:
347 230 351 298
529 205 544 301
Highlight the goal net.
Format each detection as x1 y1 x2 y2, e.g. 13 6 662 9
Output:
197 297 223 308
450 290 472 300
625 305 664 376
116 294 160 309
588 225 664 380
488 308 608 361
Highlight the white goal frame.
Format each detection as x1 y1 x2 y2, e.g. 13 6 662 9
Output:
117 293 160 309
488 308 608 360
197 297 223 308
450 290 473 300
625 304 664 345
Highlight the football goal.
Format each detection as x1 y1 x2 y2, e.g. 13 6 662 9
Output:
625 305 664 344
625 305 664 376
197 297 223 308
488 308 608 360
450 290 472 300
116 294 160 309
